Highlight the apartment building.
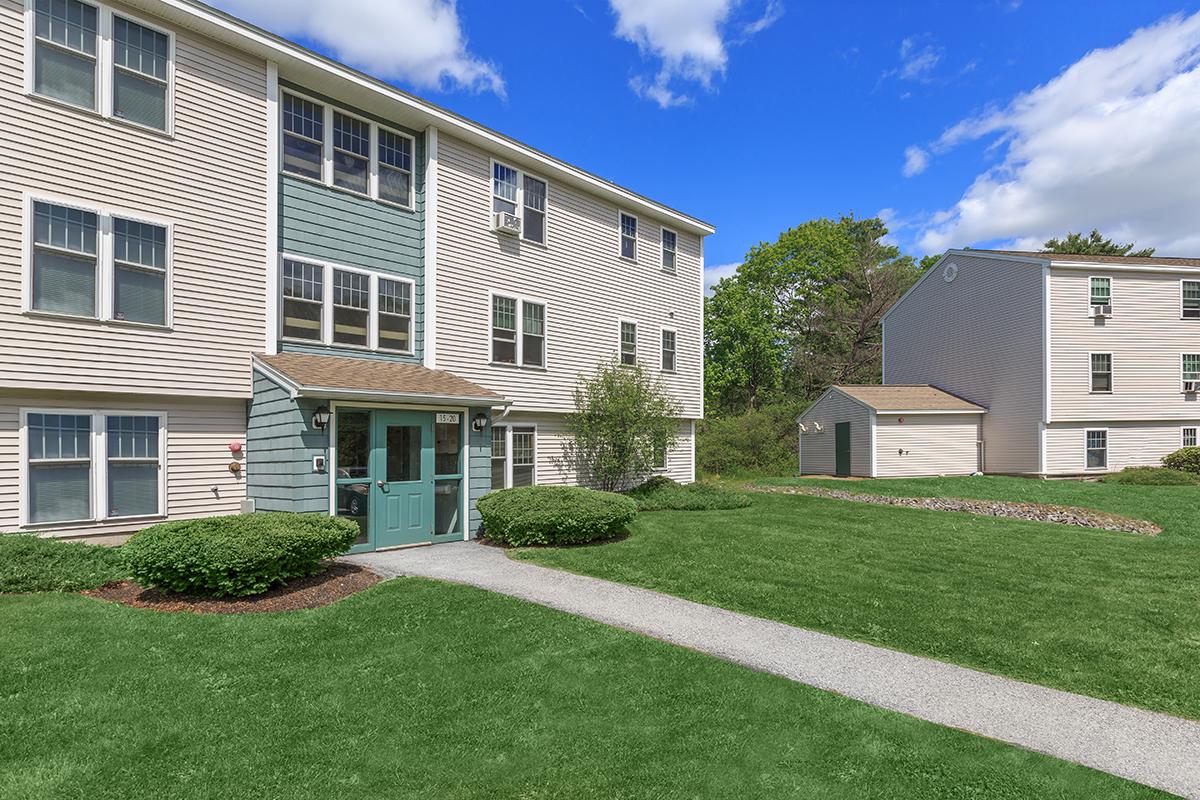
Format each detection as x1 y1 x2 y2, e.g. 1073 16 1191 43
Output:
3 0 712 550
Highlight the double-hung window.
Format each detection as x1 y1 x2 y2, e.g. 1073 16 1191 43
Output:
620 321 638 366
112 15 169 130
280 258 414 353
491 294 544 366
282 93 324 180
1183 281 1200 319
492 162 548 244
620 212 638 260
30 1 173 132
661 228 677 272
24 410 163 526
1090 353 1112 393
378 129 413 206
489 425 537 489
1089 277 1111 312
661 329 676 373
30 199 169 325
332 111 370 194
1183 354 1200 390
1085 429 1108 470
1183 427 1198 448
32 0 98 110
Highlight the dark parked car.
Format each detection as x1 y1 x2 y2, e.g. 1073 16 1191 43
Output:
336 468 368 517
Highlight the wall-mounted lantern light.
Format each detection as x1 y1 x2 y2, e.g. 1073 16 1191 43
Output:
471 413 489 433
312 405 331 431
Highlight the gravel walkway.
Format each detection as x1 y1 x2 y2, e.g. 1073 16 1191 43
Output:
347 542 1200 798
754 485 1161 534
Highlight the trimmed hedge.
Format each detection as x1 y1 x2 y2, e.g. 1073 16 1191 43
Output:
122 513 360 597
478 486 637 547
627 476 753 511
0 534 126 593
1102 466 1200 486
1161 447 1200 475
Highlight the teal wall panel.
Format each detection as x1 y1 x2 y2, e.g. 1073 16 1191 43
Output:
467 408 492 536
246 371 330 514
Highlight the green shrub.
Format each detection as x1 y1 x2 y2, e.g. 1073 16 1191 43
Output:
478 486 637 547
697 401 802 477
122 513 360 597
627 477 753 511
0 535 126 593
1101 466 1200 486
1161 447 1200 475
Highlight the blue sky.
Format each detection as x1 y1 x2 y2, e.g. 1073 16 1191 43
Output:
212 0 1200 287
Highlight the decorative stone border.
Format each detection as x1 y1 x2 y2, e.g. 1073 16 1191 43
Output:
753 485 1161 535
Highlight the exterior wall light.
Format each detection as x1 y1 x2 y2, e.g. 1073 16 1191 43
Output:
312 405 331 431
471 413 488 433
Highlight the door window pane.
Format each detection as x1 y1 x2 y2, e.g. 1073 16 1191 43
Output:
335 411 370 545
332 269 369 347
378 279 411 351
281 260 323 340
435 479 461 535
386 425 421 482
435 420 461 475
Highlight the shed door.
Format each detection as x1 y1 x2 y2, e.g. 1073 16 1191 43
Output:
835 422 851 477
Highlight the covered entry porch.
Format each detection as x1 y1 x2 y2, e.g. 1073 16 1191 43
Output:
248 353 506 553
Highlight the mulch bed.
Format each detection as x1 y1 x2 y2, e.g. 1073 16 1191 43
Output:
81 562 383 614
753 485 1162 535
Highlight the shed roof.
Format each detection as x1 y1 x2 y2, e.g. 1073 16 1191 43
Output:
831 385 986 413
253 352 506 406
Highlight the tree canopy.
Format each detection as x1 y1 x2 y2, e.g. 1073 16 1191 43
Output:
1042 230 1155 258
704 215 923 414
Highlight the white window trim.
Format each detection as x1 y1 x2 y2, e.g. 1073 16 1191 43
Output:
1181 279 1200 320
491 423 538 489
1182 426 1198 448
487 289 549 369
24 0 176 136
1088 351 1112 394
18 407 167 528
660 226 678 273
280 88 417 210
1182 352 1200 392
489 158 550 246
279 253 415 354
1083 427 1108 472
618 210 638 262
618 318 638 366
23 192 174 329
660 326 677 373
1088 274 1111 312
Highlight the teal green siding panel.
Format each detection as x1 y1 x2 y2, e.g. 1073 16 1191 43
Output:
467 408 492 536
247 371 331 514
278 81 425 364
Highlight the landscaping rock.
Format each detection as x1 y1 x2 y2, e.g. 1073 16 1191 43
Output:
753 486 1161 535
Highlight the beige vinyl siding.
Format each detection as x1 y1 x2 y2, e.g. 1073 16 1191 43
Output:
874 414 980 477
1049 268 1200 421
0 0 268 398
498 412 695 486
0 391 246 540
799 390 872 476
884 254 1043 473
1044 421 1197 475
434 134 702 419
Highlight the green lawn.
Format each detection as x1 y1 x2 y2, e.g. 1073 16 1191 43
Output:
516 477 1200 720
0 579 1161 799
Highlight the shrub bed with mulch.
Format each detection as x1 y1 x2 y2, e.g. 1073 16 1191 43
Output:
754 485 1161 535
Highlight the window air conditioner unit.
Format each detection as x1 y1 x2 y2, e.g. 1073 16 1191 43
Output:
1089 304 1111 318
1184 381 1198 393
493 212 521 236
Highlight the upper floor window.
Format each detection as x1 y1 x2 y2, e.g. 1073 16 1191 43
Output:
619 212 638 261
30 1 173 132
490 294 544 366
620 321 637 366
1183 354 1200 391
281 91 416 208
1182 280 1200 319
491 162 547 244
280 257 414 353
1089 353 1112 393
29 199 169 326
661 329 676 373
661 228 677 273
1089 276 1111 311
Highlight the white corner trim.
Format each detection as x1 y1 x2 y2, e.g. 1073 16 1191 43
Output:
1042 263 1052 424
698 235 705 420
265 60 280 355
869 410 878 478
424 125 439 369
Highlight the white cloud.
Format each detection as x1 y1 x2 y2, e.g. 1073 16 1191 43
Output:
610 0 782 108
704 262 741 294
902 145 930 177
914 12 1200 255
211 0 503 95
896 35 943 82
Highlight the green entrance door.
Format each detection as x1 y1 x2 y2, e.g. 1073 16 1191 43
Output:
834 422 851 477
371 411 434 548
